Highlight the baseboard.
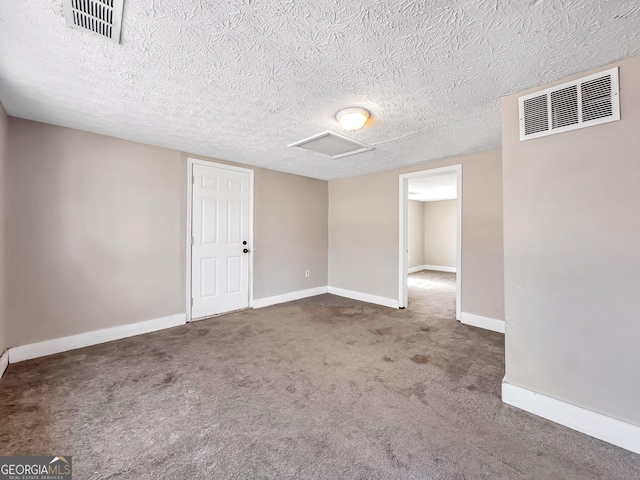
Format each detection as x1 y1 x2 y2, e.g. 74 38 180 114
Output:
0 350 8 380
423 265 457 273
253 286 328 309
328 287 399 309
408 265 457 274
9 313 187 364
407 265 427 274
460 312 505 334
502 380 640 455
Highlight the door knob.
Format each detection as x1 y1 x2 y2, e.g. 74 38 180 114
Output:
243 248 249 253
243 241 247 245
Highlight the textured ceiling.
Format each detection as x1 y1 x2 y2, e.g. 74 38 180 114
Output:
0 1 639 180
408 173 457 202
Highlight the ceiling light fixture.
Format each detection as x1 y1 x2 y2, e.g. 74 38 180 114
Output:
336 107 370 131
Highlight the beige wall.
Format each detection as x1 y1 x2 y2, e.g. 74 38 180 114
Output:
424 200 457 268
502 56 640 426
7 119 185 346
0 102 7 355
329 149 504 320
7 120 328 347
407 200 425 268
252 167 328 298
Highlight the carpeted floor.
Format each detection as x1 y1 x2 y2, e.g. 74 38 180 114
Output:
1 270 638 479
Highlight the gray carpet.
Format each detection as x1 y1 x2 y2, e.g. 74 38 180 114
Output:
1 271 638 479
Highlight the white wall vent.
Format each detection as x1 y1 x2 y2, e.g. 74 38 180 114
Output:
288 131 374 159
63 0 124 44
519 67 619 141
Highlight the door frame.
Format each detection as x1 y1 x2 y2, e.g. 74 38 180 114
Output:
398 164 462 320
186 158 254 322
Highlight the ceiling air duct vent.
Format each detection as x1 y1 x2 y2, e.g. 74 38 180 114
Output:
63 0 124 44
288 131 374 159
519 67 619 141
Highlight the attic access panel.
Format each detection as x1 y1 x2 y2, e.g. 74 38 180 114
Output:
288 131 374 159
63 0 124 43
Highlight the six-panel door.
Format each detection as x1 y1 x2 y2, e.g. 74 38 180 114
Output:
191 164 250 319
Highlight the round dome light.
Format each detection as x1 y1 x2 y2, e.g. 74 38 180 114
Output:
336 107 370 131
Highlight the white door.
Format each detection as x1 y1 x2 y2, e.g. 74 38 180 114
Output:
191 163 251 319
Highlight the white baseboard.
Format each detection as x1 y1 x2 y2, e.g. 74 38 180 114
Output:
460 312 505 334
0 350 8 380
9 313 187 364
328 287 399 309
253 286 328 309
408 264 457 274
423 265 457 273
502 380 640 455
407 265 427 274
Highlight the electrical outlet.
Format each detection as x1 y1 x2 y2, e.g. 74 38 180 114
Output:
305 269 310 277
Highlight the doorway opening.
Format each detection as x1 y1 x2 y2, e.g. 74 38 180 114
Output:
186 158 254 322
398 165 462 319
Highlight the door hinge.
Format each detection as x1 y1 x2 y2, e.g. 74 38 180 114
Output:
190 236 194 245
192 175 195 184
191 298 194 306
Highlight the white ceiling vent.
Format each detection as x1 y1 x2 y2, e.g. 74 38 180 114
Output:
519 67 619 141
288 132 374 159
63 0 124 44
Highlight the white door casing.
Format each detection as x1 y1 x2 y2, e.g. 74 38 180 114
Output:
398 165 462 320
189 161 253 320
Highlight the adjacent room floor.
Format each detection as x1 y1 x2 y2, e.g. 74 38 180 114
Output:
407 269 457 313
1 272 638 479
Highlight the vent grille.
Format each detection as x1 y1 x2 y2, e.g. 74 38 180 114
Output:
518 67 619 141
523 95 548 135
551 85 578 129
63 0 124 43
582 75 613 122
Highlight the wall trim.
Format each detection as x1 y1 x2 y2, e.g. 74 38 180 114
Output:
328 287 399 309
423 265 457 273
460 312 505 334
407 265 427 274
0 350 8 380
8 313 187 364
408 265 457 274
502 380 640 455
253 286 328 309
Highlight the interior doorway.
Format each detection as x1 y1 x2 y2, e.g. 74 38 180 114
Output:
398 165 462 319
187 159 254 321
